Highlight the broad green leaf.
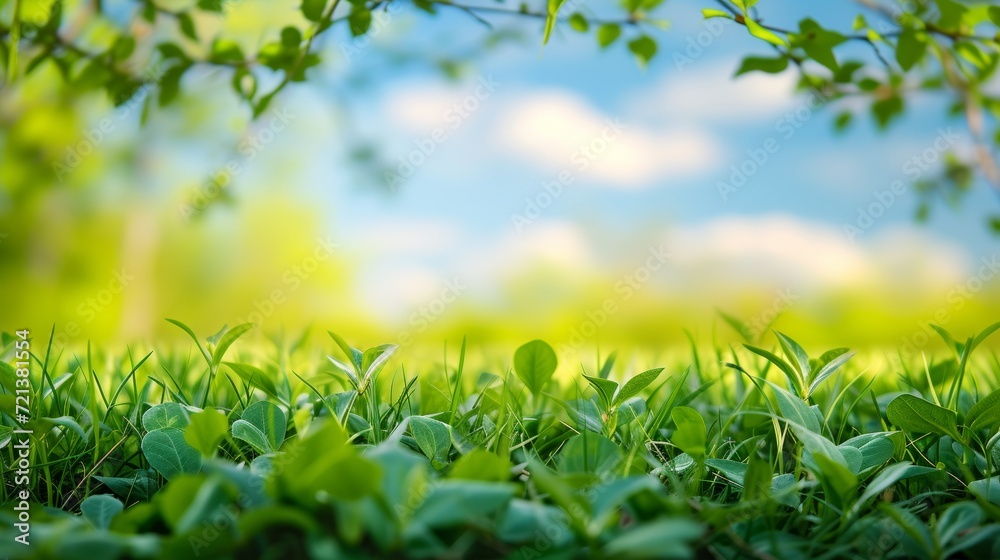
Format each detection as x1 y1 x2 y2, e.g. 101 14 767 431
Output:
142 403 192 432
449 448 511 482
896 30 926 71
670 406 706 459
596 24 621 48
775 331 811 382
302 0 327 21
211 323 254 367
886 394 963 441
278 419 382 503
628 35 658 67
232 421 272 454
966 387 1000 431
184 408 229 456
842 433 895 472
969 476 1000 506
568 13 588 32
851 462 939 516
175 475 237 534
80 495 123 529
412 480 517 529
705 459 748 485
614 368 662 406
141 428 202 480
557 432 622 476
348 8 371 36
793 18 845 70
603 518 703 558
240 401 287 452
768 381 821 433
735 56 788 76
95 470 158 501
410 415 452 465
513 340 557 397
812 452 857 507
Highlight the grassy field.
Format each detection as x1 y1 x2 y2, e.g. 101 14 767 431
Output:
2 321 1000 559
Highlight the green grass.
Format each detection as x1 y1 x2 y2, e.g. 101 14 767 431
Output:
1 321 1000 559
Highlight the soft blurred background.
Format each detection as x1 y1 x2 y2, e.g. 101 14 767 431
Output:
1 0 998 355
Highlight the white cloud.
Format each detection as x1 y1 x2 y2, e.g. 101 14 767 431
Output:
630 61 799 124
666 214 967 289
496 90 718 186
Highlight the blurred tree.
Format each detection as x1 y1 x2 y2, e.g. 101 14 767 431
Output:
2 0 1000 227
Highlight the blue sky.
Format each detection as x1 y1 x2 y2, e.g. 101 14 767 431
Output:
122 0 999 330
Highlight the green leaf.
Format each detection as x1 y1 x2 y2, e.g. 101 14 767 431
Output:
935 0 967 30
768 381 822 433
568 13 588 32
852 462 938 515
166 318 211 364
603 518 703 558
412 480 517 529
211 323 254 367
896 30 926 71
175 475 237 534
969 476 1000 506
735 56 788 76
744 18 787 47
410 415 452 465
793 18 845 70
808 350 855 396
348 8 372 36
178 12 198 41
302 0 328 21
842 433 896 472
966 387 1000 431
775 331 811 384
278 419 382 503
702 8 732 20
584 374 619 410
184 408 229 456
886 394 963 441
596 24 621 48
233 401 286 454
989 6 1000 27
80 495 123 530
94 470 158 501
614 368 662 406
557 432 622 476
543 0 568 45
627 35 657 67
222 362 280 402
142 403 192 432
513 340 557 397
141 428 203 480
449 448 511 482
872 94 904 129
670 406 707 459
745 344 803 397
210 39 244 64
705 458 749 485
